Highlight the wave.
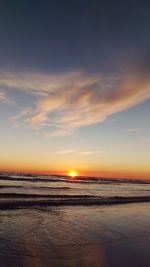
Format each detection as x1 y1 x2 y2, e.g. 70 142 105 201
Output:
0 175 61 183
0 174 150 185
0 185 70 190
0 195 150 209
0 193 94 198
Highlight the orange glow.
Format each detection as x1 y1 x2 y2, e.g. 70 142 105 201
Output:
67 169 78 178
0 160 150 180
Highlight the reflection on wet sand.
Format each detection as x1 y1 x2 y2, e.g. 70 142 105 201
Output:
0 207 108 267
1 204 150 267
23 244 108 267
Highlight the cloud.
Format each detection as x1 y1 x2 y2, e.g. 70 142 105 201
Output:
111 115 123 122
54 149 103 155
0 65 150 136
0 91 8 102
77 151 103 155
54 149 75 155
125 128 140 133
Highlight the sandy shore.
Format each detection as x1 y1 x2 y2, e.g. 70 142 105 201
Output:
0 203 150 267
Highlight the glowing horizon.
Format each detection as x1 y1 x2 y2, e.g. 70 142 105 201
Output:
0 2 150 180
0 163 150 180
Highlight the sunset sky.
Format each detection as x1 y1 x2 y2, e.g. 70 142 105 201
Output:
0 1 150 178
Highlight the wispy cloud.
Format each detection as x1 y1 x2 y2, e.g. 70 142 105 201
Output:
54 149 103 155
111 115 123 122
0 91 8 102
0 63 150 136
125 128 140 133
54 149 75 155
77 151 103 155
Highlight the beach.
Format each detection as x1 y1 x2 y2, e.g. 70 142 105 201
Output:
1 1 150 266
0 202 150 267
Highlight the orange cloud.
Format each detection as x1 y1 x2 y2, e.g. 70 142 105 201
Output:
0 67 150 136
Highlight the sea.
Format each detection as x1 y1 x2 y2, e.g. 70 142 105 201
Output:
1 172 150 267
0 172 150 209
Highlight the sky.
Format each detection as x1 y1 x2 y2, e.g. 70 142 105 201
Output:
0 0 150 178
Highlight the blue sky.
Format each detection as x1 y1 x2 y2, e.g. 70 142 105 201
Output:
0 1 150 178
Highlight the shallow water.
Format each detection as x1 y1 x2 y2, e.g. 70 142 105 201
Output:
0 173 150 208
1 173 150 266
0 203 150 267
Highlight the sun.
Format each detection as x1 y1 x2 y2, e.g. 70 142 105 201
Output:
67 169 78 178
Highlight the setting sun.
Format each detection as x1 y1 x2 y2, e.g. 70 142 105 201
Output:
67 170 78 178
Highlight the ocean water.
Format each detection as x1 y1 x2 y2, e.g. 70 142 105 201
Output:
1 172 150 267
0 172 150 209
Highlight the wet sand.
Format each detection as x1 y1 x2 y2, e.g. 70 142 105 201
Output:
0 203 150 267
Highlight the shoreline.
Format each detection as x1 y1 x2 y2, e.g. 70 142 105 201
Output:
0 195 150 210
0 203 150 266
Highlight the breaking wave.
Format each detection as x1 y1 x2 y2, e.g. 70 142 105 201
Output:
0 172 150 209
